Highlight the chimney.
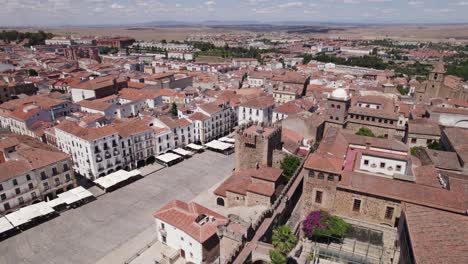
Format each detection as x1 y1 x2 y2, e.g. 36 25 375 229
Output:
365 142 371 150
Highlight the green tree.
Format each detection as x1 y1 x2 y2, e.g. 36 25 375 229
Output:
410 146 425 157
427 141 444 151
355 127 376 138
269 249 287 264
397 85 409 95
27 69 38 77
280 155 301 181
161 39 167 44
170 103 178 116
272 226 298 255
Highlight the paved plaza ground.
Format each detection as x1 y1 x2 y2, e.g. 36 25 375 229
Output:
0 151 234 264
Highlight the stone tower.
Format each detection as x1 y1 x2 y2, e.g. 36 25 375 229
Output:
426 60 445 98
234 123 282 171
324 88 351 131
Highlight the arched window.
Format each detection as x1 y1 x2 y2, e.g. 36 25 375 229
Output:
217 197 225 206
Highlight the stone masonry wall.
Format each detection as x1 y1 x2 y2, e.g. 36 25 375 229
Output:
246 192 271 207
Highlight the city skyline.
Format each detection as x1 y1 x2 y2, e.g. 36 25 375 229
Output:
1 0 468 27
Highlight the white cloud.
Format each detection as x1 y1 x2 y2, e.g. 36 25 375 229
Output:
110 3 125 9
278 2 304 8
408 1 424 6
204 0 216 7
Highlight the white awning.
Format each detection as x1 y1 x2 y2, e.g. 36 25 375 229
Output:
172 148 193 157
186 143 204 151
5 202 55 227
57 186 95 205
94 170 141 189
205 140 233 151
219 137 235 143
70 186 94 200
46 197 66 208
156 153 182 163
0 217 14 234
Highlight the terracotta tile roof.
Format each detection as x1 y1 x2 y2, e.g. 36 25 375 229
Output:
0 95 66 112
402 203 468 264
431 106 468 115
55 120 117 141
0 160 32 181
342 132 408 152
0 137 20 150
446 98 468 108
214 167 282 197
198 102 222 115
158 116 191 129
119 88 162 100
153 200 227 243
304 127 348 173
14 144 69 170
145 72 174 81
246 182 275 196
9 105 41 121
443 127 468 164
274 102 304 114
282 127 303 154
397 103 411 118
78 99 113 111
73 76 122 90
188 112 210 121
112 118 152 138
340 171 466 213
408 119 441 136
348 106 399 120
425 149 462 172
240 96 274 108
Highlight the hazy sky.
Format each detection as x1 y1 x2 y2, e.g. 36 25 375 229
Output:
1 0 468 26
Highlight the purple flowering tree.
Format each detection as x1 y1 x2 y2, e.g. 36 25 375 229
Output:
302 211 323 239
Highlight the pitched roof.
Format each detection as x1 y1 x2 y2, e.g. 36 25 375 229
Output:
0 95 66 112
198 102 222 115
443 127 468 164
214 167 283 197
240 96 274 109
402 203 468 264
188 112 210 121
340 170 466 213
112 118 152 138
78 99 113 111
304 127 348 173
425 149 462 172
14 145 69 170
431 107 468 115
0 160 32 181
55 120 117 141
153 200 227 243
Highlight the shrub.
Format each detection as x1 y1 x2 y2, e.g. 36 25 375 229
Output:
302 211 350 239
281 155 301 181
355 127 376 137
269 249 287 264
272 226 298 255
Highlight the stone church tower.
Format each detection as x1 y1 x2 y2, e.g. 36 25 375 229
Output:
425 60 445 98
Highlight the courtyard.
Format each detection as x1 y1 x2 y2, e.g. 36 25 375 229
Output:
0 151 234 264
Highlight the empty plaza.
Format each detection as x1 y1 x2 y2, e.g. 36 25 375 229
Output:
0 151 234 264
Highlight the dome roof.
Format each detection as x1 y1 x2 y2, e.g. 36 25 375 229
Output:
331 88 348 99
